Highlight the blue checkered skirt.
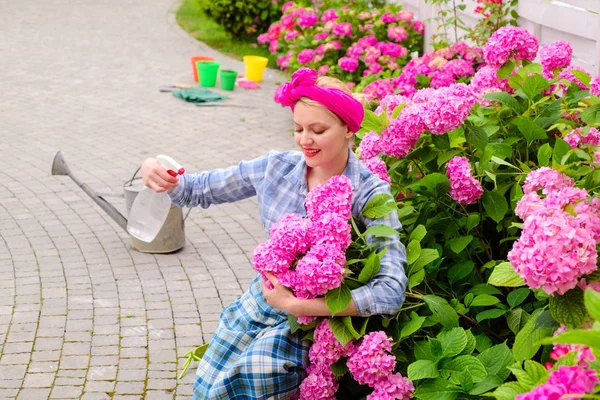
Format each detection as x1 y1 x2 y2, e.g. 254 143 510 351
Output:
192 275 310 399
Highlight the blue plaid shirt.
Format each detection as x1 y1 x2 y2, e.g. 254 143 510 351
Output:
169 149 408 318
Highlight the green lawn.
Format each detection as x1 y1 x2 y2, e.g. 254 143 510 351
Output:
175 0 278 68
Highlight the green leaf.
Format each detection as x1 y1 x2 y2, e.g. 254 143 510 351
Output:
508 288 530 309
465 124 489 150
362 193 396 219
400 313 426 339
260 9 268 20
362 109 383 133
467 283 503 296
497 60 515 79
411 249 440 272
330 358 349 377
448 260 474 283
329 317 359 345
392 103 405 119
407 359 439 380
483 91 521 112
521 74 550 99
488 262 525 287
358 250 383 283
438 328 468 357
469 375 503 395
407 240 421 265
438 150 462 167
570 68 592 88
423 295 460 328
510 181 524 211
448 235 473 254
363 225 398 237
441 355 488 383
477 343 514 381
409 269 425 289
409 224 427 242
288 314 300 333
325 284 352 317
513 309 555 361
475 334 492 352
507 308 530 335
493 381 528 400
415 378 461 400
413 173 450 198
537 143 552 166
414 340 437 361
553 138 572 165
482 190 508 223
465 213 480 231
539 329 600 349
460 329 477 356
516 117 548 140
476 309 506 322
585 288 600 321
579 104 600 125
550 287 588 327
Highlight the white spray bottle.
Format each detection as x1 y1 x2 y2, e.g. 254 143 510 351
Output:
127 155 184 243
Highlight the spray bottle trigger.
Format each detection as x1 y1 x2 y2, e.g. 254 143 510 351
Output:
167 170 178 177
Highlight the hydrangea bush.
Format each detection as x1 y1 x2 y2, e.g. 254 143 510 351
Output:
257 1 424 84
349 26 600 399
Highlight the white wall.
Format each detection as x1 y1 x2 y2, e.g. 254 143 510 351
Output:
394 0 600 75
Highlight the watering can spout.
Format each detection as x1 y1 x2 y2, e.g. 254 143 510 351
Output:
51 151 128 231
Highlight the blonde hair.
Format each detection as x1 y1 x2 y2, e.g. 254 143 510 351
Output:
296 76 367 128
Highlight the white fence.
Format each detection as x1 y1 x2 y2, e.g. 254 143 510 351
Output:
394 0 600 75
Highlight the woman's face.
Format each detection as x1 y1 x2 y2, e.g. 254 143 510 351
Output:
293 101 353 169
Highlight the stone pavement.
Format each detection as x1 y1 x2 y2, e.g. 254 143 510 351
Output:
0 0 296 398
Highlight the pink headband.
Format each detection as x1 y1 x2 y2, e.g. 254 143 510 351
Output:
274 68 365 133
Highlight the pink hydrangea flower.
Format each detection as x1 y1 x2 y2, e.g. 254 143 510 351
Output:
285 30 301 41
422 83 478 135
280 243 345 299
591 76 600 96
397 10 414 21
282 1 295 13
516 366 599 400
522 167 574 195
359 131 382 160
430 71 455 89
332 22 352 37
412 20 424 35
446 156 483 205
363 80 394 101
387 25 408 42
305 175 353 220
368 373 414 400
347 331 396 387
362 157 391 183
565 127 600 148
442 59 475 78
257 33 269 44
314 32 329 41
298 366 337 400
317 65 329 76
380 104 426 157
470 66 507 101
321 9 338 23
540 40 572 77
269 41 279 53
483 26 539 68
380 12 397 24
508 198 599 295
297 49 316 64
338 56 359 72
346 43 364 58
375 94 409 117
281 14 295 29
298 11 318 28
325 40 342 51
377 42 408 58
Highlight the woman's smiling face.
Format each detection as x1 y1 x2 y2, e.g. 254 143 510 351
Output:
293 101 353 168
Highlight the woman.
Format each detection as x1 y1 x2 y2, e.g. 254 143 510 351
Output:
140 67 408 399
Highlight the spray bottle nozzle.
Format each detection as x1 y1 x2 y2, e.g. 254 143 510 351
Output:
156 155 184 177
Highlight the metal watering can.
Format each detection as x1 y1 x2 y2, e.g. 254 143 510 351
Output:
51 151 186 253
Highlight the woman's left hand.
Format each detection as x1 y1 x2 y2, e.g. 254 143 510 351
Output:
262 273 298 315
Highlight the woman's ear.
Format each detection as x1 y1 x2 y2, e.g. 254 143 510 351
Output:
345 129 354 140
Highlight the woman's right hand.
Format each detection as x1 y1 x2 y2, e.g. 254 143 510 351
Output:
140 157 180 193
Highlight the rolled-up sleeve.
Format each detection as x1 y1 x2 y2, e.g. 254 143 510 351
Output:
350 178 408 319
169 153 270 208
